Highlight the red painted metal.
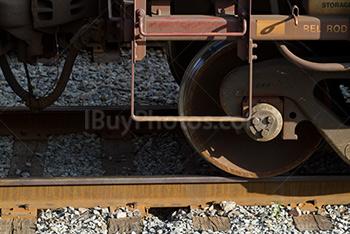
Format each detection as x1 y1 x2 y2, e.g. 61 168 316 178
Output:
137 10 247 40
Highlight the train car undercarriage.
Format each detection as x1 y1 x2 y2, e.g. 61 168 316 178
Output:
0 0 349 178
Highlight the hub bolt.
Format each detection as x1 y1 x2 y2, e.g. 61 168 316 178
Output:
252 117 260 125
261 129 269 137
267 116 274 124
244 103 283 142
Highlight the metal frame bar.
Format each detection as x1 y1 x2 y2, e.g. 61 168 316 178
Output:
137 9 247 38
276 41 350 71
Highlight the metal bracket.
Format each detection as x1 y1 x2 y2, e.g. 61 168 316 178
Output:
108 0 122 22
131 0 255 122
277 42 350 72
1 205 37 219
292 5 299 26
215 0 235 16
151 0 171 16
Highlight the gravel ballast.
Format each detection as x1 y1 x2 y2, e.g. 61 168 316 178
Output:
0 49 178 107
132 133 184 175
34 202 350 234
0 136 13 178
43 133 104 177
1 131 348 178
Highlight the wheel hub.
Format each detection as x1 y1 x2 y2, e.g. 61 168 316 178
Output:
244 103 283 142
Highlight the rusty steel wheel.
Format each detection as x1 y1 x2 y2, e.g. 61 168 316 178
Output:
179 41 322 178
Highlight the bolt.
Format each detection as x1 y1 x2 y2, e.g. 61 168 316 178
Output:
261 129 269 137
252 117 260 125
137 9 146 17
240 10 247 18
267 116 274 124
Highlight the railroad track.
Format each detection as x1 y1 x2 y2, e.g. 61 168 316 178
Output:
0 106 349 233
0 175 349 233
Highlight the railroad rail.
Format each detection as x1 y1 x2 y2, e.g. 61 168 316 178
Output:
0 175 350 218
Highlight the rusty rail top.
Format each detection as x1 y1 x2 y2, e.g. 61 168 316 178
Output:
1 176 350 212
1 175 350 186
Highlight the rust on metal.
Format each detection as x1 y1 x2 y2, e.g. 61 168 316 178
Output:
1 206 37 219
1 176 350 211
282 98 307 140
143 15 241 41
137 11 247 40
179 40 319 178
220 58 350 165
134 0 146 60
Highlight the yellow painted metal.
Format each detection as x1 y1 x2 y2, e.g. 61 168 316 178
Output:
256 19 286 37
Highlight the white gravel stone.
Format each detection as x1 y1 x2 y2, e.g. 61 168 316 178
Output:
36 207 108 234
220 201 236 213
116 210 127 219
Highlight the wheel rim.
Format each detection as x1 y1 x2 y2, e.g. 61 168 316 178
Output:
167 41 208 84
179 41 321 178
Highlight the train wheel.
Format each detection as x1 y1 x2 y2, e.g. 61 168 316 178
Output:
179 41 322 178
167 41 207 84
